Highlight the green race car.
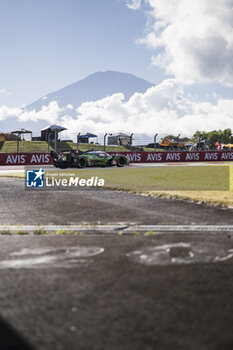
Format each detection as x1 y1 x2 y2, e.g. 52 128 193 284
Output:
51 150 130 169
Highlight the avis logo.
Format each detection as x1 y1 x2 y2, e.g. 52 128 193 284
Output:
26 169 44 188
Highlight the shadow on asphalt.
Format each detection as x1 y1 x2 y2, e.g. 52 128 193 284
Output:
0 315 35 350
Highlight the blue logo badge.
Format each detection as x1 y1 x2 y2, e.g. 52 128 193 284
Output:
26 169 44 188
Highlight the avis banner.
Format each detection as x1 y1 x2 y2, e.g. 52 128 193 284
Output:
0 153 53 166
109 151 233 163
0 151 233 166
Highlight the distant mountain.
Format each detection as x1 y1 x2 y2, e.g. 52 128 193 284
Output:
1 71 154 133
26 71 154 111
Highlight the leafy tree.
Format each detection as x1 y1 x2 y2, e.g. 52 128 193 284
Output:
192 129 233 143
192 131 207 141
222 128 233 143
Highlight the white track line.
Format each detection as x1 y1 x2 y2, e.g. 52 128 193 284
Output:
0 225 233 234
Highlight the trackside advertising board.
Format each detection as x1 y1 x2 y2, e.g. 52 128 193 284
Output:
0 151 233 166
110 151 233 163
0 153 53 166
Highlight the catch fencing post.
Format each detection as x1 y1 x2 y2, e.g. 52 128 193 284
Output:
77 133 81 151
177 133 181 151
48 131 51 152
130 133 133 151
54 129 58 152
17 134 20 153
219 134 222 150
154 133 158 151
198 134 203 150
104 133 108 151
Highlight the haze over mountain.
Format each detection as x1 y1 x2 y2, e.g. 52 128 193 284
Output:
0 71 154 133
26 71 154 112
1 70 233 137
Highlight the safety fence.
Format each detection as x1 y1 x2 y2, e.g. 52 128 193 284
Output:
0 132 197 153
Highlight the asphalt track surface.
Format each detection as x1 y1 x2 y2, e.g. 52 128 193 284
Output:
0 234 232 350
0 177 233 349
1 177 233 226
0 161 232 175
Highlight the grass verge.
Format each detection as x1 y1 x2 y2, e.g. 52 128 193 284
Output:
0 141 129 153
1 164 232 207
52 165 233 206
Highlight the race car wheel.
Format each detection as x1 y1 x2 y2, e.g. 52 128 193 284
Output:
77 158 87 168
117 157 125 167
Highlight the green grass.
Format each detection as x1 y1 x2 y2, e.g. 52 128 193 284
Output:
0 141 129 153
55 165 230 191
0 141 75 153
77 143 128 152
49 165 233 206
0 140 166 153
2 164 233 207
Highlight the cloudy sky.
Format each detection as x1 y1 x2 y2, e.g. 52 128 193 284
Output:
1 0 233 137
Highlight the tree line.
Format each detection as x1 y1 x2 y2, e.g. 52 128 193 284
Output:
192 129 233 144
166 129 233 144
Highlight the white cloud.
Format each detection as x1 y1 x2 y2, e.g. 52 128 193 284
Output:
20 102 64 123
133 0 233 86
126 0 142 10
66 104 74 110
61 80 233 136
0 106 21 121
0 88 11 96
0 101 63 124
1 82 233 137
